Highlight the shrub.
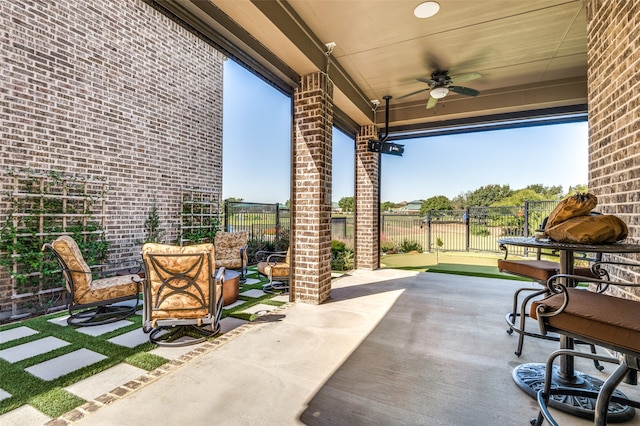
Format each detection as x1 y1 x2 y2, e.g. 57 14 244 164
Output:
380 240 397 254
331 248 354 271
399 239 423 253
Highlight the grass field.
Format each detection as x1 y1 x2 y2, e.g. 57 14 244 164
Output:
380 251 530 281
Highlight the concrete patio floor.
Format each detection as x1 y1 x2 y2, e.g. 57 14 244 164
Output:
25 270 640 424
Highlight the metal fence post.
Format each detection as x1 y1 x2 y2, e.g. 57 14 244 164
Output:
427 212 432 252
224 200 229 232
465 207 470 251
275 203 281 241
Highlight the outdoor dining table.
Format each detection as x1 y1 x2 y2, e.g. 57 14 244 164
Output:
497 236 640 421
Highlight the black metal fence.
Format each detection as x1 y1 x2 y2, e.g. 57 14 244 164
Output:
224 201 290 242
223 200 560 256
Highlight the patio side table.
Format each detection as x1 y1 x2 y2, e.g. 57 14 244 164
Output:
219 269 240 306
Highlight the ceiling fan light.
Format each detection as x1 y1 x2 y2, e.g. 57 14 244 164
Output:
414 1 440 19
430 86 449 99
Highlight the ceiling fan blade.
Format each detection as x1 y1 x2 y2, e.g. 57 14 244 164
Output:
397 88 429 100
416 77 436 86
426 96 439 109
449 72 482 84
449 85 480 97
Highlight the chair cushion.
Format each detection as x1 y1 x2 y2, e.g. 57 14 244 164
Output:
214 231 247 270
531 288 640 355
51 235 92 292
257 262 289 278
498 259 596 282
498 259 559 282
142 243 219 320
76 275 140 305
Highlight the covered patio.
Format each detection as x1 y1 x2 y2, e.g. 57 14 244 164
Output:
17 269 637 425
1 0 639 424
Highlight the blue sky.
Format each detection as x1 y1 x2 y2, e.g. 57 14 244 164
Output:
223 59 588 204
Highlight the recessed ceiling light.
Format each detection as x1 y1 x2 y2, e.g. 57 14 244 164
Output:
414 1 440 19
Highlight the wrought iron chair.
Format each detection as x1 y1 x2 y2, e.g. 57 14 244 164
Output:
43 235 141 326
498 243 604 357
141 242 223 346
531 272 640 426
256 248 290 293
214 231 248 283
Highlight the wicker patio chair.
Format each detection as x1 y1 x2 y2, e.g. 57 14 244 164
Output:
214 231 248 283
141 242 223 346
43 235 141 327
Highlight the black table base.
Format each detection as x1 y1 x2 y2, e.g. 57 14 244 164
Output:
513 363 635 422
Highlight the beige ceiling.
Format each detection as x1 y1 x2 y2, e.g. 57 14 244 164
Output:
163 0 587 136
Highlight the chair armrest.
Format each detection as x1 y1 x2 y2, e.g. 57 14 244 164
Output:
536 271 640 332
215 266 226 282
499 243 509 260
89 260 143 276
255 250 287 263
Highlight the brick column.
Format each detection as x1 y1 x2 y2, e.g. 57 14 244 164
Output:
586 0 640 298
291 72 333 304
355 125 380 270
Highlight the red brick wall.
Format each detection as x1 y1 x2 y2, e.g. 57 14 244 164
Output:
355 125 380 270
291 72 333 304
587 0 640 297
0 0 224 317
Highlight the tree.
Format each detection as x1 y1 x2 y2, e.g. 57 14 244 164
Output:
491 189 546 206
380 201 395 212
144 200 165 243
420 196 453 214
523 184 563 199
465 184 513 207
338 196 354 213
284 199 290 208
226 197 244 202
566 184 588 196
450 193 466 209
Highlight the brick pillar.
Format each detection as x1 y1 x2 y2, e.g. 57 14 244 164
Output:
291 72 333 304
355 125 380 270
586 0 640 298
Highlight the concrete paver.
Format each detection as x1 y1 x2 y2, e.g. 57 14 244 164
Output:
0 326 39 343
64 363 146 401
239 289 267 298
0 336 69 363
223 300 246 310
107 327 149 348
0 388 11 401
75 320 134 337
238 303 279 316
25 348 107 381
0 404 51 425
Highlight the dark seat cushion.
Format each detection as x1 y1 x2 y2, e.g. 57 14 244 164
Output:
498 259 595 283
531 288 640 355
498 259 559 282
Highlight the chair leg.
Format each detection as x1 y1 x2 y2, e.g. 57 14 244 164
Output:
262 275 289 294
505 287 549 356
67 302 138 327
531 349 635 426
595 363 631 426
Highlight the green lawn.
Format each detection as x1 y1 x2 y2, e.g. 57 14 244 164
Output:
380 251 530 281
